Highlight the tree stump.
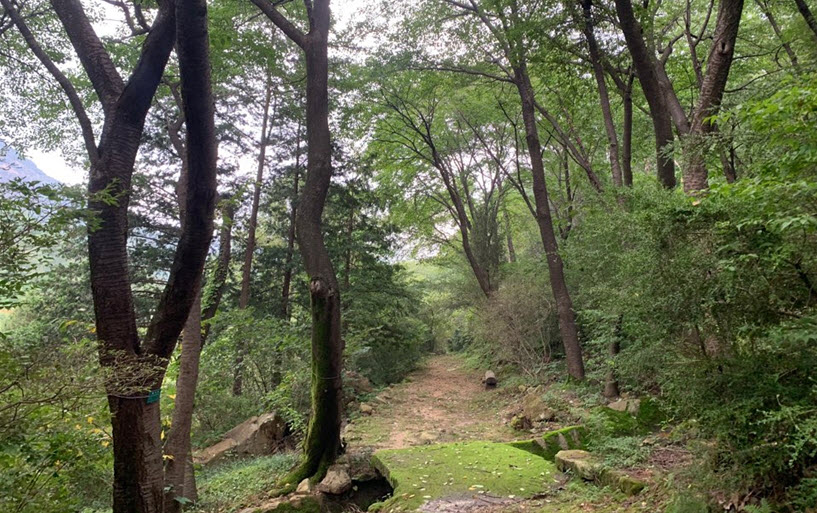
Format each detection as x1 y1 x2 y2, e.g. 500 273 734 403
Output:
482 371 497 389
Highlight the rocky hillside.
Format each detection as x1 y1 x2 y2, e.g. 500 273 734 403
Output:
0 142 58 184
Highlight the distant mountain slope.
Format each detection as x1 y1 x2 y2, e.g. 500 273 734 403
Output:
0 142 60 184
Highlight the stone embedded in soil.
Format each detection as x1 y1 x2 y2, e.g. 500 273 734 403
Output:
521 393 556 423
360 403 374 415
317 465 353 495
608 398 641 415
295 478 313 495
372 441 557 511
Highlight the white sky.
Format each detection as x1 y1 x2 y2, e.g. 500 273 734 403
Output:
29 0 368 186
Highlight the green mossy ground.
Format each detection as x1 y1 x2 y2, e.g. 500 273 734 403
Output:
371 441 558 512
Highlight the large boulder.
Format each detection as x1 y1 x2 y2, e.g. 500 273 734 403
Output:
194 412 286 465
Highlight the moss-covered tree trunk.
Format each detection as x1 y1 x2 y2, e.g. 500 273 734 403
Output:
251 0 342 486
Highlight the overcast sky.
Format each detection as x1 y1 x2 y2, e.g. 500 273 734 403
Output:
29 0 368 185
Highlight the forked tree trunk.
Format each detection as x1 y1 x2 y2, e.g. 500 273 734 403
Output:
5 0 217 510
251 0 341 486
684 0 744 193
514 63 586 381
581 0 623 187
234 76 273 396
614 0 677 188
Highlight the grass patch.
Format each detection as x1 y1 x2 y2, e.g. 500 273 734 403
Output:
372 441 558 511
195 453 298 513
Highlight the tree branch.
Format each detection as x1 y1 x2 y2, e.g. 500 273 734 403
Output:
0 0 98 164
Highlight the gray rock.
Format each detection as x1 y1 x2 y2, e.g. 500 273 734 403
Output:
608 398 641 415
317 465 352 495
295 478 313 495
193 412 286 465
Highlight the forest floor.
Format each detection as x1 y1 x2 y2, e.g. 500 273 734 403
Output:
342 354 665 513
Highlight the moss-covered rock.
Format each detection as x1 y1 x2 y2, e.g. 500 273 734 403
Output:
555 450 646 496
540 425 586 460
593 407 641 437
598 398 663 437
635 397 664 430
506 439 547 459
371 441 557 511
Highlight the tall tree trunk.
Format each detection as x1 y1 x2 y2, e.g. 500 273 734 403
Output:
582 0 623 187
503 209 517 263
613 0 677 188
281 0 343 485
684 0 744 193
622 73 634 186
344 208 354 290
280 122 303 320
201 201 236 342
794 0 817 41
159 2 218 511
234 76 273 396
163 291 201 512
514 63 586 381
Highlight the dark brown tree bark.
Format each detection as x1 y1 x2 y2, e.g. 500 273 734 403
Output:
234 76 273 396
581 0 623 187
613 0 677 188
794 0 817 41
515 63 586 381
252 0 343 484
202 200 236 340
5 0 218 510
161 1 218 511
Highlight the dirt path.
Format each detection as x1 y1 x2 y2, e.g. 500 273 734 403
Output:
344 354 517 450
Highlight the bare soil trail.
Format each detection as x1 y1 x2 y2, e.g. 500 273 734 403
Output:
344 354 518 450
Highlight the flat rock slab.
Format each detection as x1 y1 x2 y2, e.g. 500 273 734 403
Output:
372 441 557 512
555 450 646 496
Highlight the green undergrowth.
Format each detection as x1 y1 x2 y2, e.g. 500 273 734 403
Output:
371 441 558 512
195 453 299 513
